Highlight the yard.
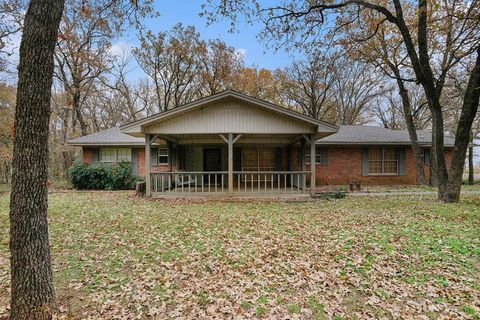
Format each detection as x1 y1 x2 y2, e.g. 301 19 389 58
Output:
0 191 479 319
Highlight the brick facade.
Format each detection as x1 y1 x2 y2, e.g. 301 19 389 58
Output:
136 148 171 177
302 146 453 185
82 145 453 185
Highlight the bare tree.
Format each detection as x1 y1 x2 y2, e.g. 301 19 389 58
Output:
53 0 119 136
134 23 204 112
332 59 386 125
102 48 147 121
370 90 405 130
276 51 337 121
199 39 244 95
231 66 282 103
0 0 26 74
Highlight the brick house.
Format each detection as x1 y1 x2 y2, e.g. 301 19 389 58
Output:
68 90 454 196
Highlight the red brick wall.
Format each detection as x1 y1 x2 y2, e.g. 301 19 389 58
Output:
297 146 453 186
136 148 172 177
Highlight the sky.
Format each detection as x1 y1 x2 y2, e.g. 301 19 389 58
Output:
3 0 299 83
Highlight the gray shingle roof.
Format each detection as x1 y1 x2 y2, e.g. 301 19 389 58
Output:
67 125 455 147
316 125 455 147
67 127 146 146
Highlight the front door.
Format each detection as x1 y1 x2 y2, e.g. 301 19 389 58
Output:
203 148 222 171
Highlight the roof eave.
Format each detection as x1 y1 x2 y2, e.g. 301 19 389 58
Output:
66 142 147 147
315 141 455 147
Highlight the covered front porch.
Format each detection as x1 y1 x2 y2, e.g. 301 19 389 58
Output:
146 133 313 196
121 90 338 197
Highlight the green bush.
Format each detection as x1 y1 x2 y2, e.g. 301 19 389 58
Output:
68 162 137 190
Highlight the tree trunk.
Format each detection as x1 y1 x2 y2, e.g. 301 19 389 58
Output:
9 0 64 319
442 48 480 202
429 127 438 187
431 104 449 198
468 131 474 185
72 88 88 136
393 69 426 184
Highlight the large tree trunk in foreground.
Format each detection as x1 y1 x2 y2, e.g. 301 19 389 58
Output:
442 48 480 202
9 0 64 319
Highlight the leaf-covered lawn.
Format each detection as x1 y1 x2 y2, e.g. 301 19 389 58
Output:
0 191 479 319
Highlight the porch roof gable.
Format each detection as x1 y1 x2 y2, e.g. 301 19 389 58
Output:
121 90 339 138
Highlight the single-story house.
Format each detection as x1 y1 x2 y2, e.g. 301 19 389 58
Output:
67 90 454 196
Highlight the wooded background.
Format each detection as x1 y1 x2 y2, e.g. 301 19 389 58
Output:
0 0 479 184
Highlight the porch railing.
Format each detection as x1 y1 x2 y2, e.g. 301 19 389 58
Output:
150 171 309 194
151 171 228 193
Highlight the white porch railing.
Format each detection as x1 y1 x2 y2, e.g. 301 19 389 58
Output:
233 171 308 193
150 171 309 194
151 171 228 193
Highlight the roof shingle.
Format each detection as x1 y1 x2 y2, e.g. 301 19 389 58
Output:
67 127 145 146
67 125 455 147
316 125 455 146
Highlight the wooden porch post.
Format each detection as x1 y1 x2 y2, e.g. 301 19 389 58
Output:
301 138 306 192
228 133 233 196
145 134 151 197
220 133 241 196
310 134 316 197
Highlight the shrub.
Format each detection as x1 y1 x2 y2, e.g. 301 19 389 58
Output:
68 162 137 190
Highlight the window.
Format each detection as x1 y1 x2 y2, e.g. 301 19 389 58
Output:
368 148 398 174
100 148 131 162
116 148 131 162
305 147 328 165
158 148 169 165
100 148 117 162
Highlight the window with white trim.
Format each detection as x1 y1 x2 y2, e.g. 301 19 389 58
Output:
158 148 169 165
305 147 328 165
100 148 116 162
116 148 131 162
100 148 132 162
368 148 398 174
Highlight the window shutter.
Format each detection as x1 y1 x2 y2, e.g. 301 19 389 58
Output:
362 148 369 175
398 148 406 175
92 148 99 163
320 148 328 165
424 149 430 165
131 149 138 176
151 148 158 166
